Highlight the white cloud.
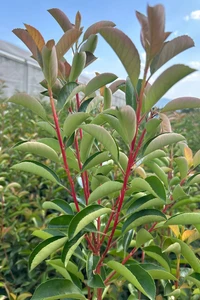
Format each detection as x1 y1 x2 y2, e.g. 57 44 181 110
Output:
189 61 200 69
184 10 200 21
173 30 179 36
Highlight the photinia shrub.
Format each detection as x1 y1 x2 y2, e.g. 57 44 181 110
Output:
6 4 200 300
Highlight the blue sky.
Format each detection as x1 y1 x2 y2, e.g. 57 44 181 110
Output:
1 0 200 99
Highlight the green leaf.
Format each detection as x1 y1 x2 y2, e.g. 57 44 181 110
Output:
47 259 71 280
100 27 140 87
31 278 86 300
82 151 111 171
78 97 93 112
194 150 200 168
118 106 136 144
142 263 177 280
8 93 46 120
122 209 166 232
56 28 81 60
58 82 78 110
127 194 164 214
12 161 62 186
161 97 200 112
123 230 134 255
109 79 125 94
29 236 68 271
42 199 73 215
68 205 111 239
151 35 194 74
85 73 117 97
136 229 153 248
142 150 166 164
83 21 115 41
187 272 200 288
37 122 57 137
80 34 98 53
189 174 200 185
63 112 89 138
163 242 181 255
144 133 185 155
119 151 128 172
144 246 170 271
131 176 166 201
66 261 84 280
80 124 118 161
69 52 86 82
48 215 74 230
48 8 73 32
38 138 60 152
66 148 79 172
165 213 200 225
86 96 104 113
14 141 60 163
62 234 85 267
104 87 112 110
175 157 188 179
125 76 136 110
107 261 156 300
144 65 195 112
42 40 58 88
145 161 168 187
87 274 105 288
88 181 123 204
166 237 200 272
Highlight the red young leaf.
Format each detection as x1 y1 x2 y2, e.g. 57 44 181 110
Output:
48 8 73 32
56 28 81 60
24 24 45 51
83 21 116 41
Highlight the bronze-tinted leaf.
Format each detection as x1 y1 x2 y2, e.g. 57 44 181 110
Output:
109 79 126 94
56 28 81 60
13 29 39 62
24 24 45 51
48 8 73 32
83 21 115 41
75 11 81 29
151 35 194 74
100 27 140 87
148 4 165 57
58 60 71 80
136 11 150 52
85 52 98 68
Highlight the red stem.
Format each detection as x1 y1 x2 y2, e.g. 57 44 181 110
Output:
48 88 80 212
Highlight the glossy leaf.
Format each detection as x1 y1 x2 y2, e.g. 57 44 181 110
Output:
14 141 60 163
189 174 200 185
167 237 200 272
83 21 115 41
104 87 112 109
127 194 164 214
69 52 86 82
151 35 194 74
136 228 153 248
144 65 195 112
31 279 86 300
58 82 78 110
82 151 111 171
56 28 81 60
122 209 166 232
62 234 85 267
144 246 170 271
163 242 181 255
165 213 200 225
63 112 89 138
118 105 136 144
8 93 46 120
131 176 166 201
80 34 98 53
100 27 140 87
145 161 168 187
88 181 123 204
161 97 200 112
107 261 156 300
12 161 62 186
48 8 73 32
68 205 111 239
80 124 118 161
109 79 125 94
86 96 104 113
29 236 68 271
144 133 185 155
42 199 73 215
46 259 71 280
85 73 117 97
187 273 200 288
123 230 134 255
142 264 177 280
126 76 136 110
48 215 74 230
42 40 58 87
142 150 166 164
